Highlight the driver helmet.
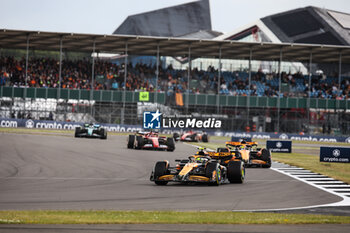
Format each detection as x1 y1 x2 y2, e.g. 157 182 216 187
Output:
195 157 208 163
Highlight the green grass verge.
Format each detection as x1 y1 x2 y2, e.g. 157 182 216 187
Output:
190 142 350 184
0 210 349 224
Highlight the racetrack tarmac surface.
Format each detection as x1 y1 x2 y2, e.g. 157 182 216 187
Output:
0 133 342 211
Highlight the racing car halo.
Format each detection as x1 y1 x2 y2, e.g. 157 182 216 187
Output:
74 123 107 139
150 148 245 185
127 131 175 151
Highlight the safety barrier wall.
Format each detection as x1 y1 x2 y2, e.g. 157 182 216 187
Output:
1 86 350 109
0 87 165 104
1 117 349 143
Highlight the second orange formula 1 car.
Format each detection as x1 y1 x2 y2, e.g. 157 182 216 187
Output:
218 140 272 168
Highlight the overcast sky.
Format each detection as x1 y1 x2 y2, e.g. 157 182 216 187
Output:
1 0 349 35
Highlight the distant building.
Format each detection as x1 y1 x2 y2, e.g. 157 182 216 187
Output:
217 6 350 45
114 0 221 39
215 6 350 75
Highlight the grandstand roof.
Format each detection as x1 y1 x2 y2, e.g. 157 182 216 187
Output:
261 6 350 46
218 6 350 47
1 29 350 64
113 0 212 37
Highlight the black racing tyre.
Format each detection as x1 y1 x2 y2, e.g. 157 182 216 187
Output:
205 162 220 186
202 134 209 142
227 161 245 183
74 127 81 137
261 149 271 168
100 128 107 139
166 137 175 151
128 135 135 148
127 135 135 149
154 161 169 185
262 163 271 168
135 135 144 149
217 147 229 153
191 134 197 142
261 148 271 161
173 133 180 141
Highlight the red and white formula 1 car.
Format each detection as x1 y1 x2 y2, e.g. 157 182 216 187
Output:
173 130 209 142
127 131 175 151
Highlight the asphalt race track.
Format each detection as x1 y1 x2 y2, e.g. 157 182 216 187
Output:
0 133 342 211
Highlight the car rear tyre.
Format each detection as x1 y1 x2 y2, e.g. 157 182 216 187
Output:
135 136 144 149
261 149 271 168
127 135 135 148
166 137 175 151
191 134 198 142
100 128 107 139
154 161 169 185
202 134 209 142
227 161 245 183
173 133 180 141
74 127 81 138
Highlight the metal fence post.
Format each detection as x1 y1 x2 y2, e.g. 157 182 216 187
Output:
277 47 282 132
24 33 30 114
247 46 252 129
186 44 191 114
308 50 312 133
155 42 159 105
122 41 128 124
58 36 63 100
217 44 222 114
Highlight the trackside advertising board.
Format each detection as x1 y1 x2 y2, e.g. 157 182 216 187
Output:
266 140 292 153
1 117 350 143
320 147 350 163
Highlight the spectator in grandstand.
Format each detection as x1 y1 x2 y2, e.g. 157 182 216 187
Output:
2 55 349 100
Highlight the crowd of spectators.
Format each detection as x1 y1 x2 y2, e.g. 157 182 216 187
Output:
1 56 349 100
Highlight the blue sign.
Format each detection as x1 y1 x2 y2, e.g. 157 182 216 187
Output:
320 147 350 163
266 140 292 153
231 136 252 142
143 110 162 129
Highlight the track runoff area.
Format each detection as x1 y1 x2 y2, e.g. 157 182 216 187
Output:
0 131 349 215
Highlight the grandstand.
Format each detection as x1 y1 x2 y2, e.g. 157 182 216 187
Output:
1 1 350 136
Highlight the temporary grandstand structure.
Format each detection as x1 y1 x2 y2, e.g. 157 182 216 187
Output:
1 28 350 129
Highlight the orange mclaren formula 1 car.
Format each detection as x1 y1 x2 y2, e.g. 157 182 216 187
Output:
150 148 245 185
217 140 272 168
